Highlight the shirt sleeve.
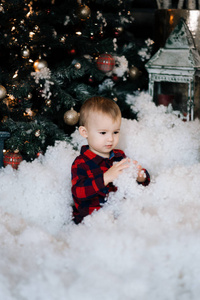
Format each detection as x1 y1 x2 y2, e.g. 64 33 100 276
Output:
71 159 109 201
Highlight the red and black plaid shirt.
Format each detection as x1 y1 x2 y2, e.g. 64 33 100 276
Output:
71 145 150 224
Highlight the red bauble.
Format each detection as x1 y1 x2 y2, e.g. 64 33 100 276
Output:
96 54 115 73
3 151 23 169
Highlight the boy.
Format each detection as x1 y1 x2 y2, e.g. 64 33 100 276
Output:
71 96 150 224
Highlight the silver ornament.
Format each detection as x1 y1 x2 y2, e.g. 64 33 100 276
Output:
21 46 30 59
0 85 7 100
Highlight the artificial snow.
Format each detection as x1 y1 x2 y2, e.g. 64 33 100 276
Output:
1 92 200 300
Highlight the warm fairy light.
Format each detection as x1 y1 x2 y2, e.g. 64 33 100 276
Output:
11 26 16 31
76 31 82 36
13 70 18 78
29 31 35 38
26 2 33 18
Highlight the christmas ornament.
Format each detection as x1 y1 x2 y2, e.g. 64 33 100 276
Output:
35 129 41 137
129 66 141 80
21 46 30 59
77 5 91 21
3 151 23 170
96 54 115 73
63 108 79 126
33 58 48 72
0 85 7 100
74 62 81 70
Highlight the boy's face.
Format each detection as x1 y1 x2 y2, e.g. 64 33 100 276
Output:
79 111 121 158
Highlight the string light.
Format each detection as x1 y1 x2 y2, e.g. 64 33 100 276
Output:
13 70 18 79
29 31 35 39
75 30 82 36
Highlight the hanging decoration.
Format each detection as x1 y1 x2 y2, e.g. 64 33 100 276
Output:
35 129 41 137
76 4 91 21
63 108 80 126
3 151 23 170
21 46 30 59
128 66 141 80
33 58 48 72
0 85 7 100
96 54 115 73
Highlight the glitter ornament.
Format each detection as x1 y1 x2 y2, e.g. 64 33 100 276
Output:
77 5 91 21
129 66 141 80
96 54 115 73
33 59 48 72
63 108 79 126
0 85 7 100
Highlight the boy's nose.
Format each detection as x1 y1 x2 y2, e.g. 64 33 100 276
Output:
107 134 113 142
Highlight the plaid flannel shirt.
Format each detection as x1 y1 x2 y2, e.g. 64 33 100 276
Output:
71 145 150 224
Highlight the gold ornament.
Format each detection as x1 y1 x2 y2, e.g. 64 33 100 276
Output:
33 59 48 72
63 108 80 126
74 62 81 69
21 46 30 59
77 5 91 21
0 85 7 100
129 66 141 80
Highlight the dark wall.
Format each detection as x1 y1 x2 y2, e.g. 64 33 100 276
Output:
131 0 157 40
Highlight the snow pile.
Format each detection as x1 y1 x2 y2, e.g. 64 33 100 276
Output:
1 92 200 300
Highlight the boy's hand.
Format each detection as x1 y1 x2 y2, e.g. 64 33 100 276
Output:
133 160 146 183
103 158 130 186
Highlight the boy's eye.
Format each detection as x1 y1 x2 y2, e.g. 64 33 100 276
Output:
114 131 119 134
100 132 106 135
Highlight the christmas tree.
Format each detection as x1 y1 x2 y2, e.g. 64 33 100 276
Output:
0 0 153 162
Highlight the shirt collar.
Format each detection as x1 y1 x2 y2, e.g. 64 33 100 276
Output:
81 145 115 164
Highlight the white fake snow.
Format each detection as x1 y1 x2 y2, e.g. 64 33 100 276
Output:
1 92 200 300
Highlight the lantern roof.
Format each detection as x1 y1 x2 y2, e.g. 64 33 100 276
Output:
145 18 200 72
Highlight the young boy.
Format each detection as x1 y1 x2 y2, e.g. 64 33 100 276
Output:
71 96 150 224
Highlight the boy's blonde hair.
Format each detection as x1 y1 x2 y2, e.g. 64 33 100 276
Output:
79 96 121 126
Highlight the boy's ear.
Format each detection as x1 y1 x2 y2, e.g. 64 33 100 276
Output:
79 126 88 138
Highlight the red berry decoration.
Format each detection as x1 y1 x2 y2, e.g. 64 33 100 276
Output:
96 54 115 73
3 151 23 170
